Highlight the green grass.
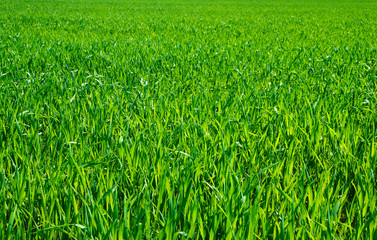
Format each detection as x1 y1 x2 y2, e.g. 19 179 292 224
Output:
1 0 377 239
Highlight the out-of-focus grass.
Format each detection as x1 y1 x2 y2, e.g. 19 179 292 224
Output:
1 0 377 239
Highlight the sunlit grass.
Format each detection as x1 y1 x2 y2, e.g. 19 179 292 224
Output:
1 0 377 239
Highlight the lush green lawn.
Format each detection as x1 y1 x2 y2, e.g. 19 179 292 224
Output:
1 0 377 239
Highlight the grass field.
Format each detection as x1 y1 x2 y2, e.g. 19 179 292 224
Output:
1 0 377 239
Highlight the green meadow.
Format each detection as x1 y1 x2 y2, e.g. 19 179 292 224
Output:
1 0 377 239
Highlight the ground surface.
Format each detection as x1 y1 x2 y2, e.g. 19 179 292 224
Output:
1 0 377 239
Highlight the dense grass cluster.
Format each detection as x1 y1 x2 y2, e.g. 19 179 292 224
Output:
1 0 377 239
